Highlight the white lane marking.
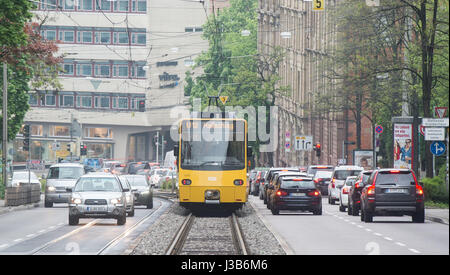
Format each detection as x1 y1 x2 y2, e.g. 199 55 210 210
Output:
384 237 393 241
48 226 55 230
365 228 372 232
351 222 356 225
14 238 23 242
374 233 383 237
0 244 8 249
357 225 364 228
409 248 421 254
26 234 36 238
38 230 46 233
395 242 406 247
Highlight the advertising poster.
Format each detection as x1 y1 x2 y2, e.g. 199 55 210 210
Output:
353 150 373 170
393 124 413 169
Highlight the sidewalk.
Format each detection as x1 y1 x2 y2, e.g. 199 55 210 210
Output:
0 195 43 216
425 208 449 225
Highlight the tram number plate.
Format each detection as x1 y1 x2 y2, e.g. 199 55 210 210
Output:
205 200 220 204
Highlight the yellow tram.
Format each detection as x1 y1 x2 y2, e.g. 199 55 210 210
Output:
175 117 250 210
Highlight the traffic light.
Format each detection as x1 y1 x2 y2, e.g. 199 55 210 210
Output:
80 144 87 156
23 124 30 151
138 100 145 112
67 143 71 152
314 143 321 158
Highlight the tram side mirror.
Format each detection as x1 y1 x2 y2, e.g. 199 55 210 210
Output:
247 147 253 158
173 144 179 157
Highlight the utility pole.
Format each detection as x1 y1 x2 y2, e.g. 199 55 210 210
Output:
156 131 159 164
2 63 8 190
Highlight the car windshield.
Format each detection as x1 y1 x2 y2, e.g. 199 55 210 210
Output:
129 163 146 173
281 180 316 189
113 164 126 172
74 177 121 192
156 170 169 176
125 176 148 187
314 171 333 179
334 170 363 180
376 172 415 186
48 167 84 179
346 178 356 186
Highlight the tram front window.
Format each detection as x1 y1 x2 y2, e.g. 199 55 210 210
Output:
181 140 245 171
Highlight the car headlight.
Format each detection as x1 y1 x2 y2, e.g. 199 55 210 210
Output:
47 186 56 192
110 198 122 204
71 198 82 204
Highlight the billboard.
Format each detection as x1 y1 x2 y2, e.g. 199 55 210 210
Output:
353 150 373 170
393 124 413 169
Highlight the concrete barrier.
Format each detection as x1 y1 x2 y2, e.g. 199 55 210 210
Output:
5 183 41 207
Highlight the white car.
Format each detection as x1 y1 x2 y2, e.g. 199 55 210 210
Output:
9 171 41 189
339 176 357 212
149 168 170 188
328 165 363 205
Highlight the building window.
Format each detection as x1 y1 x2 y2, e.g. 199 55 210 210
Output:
78 31 93 43
77 64 92 76
95 64 111 77
131 65 146 78
41 0 57 10
112 97 129 109
63 64 74 76
131 33 146 45
131 0 146 12
28 94 39 106
44 95 56 106
50 126 70 137
60 95 74 107
113 65 129 78
31 125 44 136
42 30 57 41
60 31 75 43
185 27 203 33
85 128 113 139
79 0 93 11
62 0 75 10
77 96 93 108
95 96 110 108
114 0 129 12
95 32 111 44
114 32 129 44
96 0 111 11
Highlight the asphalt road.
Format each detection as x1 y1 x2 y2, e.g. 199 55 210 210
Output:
249 196 449 255
0 198 170 255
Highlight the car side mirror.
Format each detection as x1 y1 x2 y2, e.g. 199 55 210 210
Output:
131 188 138 192
123 188 130 192
66 188 72 193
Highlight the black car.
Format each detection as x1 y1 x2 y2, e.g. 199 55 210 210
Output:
307 165 334 178
267 176 322 215
267 171 306 209
360 169 425 223
313 170 333 195
261 168 300 204
348 170 373 216
251 170 267 196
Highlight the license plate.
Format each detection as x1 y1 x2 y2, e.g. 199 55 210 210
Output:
386 188 409 194
86 206 107 212
290 193 306 197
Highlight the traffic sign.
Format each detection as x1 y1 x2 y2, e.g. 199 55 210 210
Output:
375 125 383 134
285 142 291 153
313 0 324 11
419 125 426 136
434 107 448 118
422 118 449 127
219 96 229 105
430 141 446 156
295 136 313 151
425 127 445 141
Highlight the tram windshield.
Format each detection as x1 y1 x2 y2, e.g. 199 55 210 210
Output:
180 120 246 171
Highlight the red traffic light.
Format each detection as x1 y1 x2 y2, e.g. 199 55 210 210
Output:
315 143 321 149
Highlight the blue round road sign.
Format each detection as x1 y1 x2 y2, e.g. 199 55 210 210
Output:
430 141 446 156
375 125 383 134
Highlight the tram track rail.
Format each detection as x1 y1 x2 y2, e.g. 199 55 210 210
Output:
166 212 249 255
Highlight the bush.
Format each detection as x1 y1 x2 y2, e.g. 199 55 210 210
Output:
422 176 449 204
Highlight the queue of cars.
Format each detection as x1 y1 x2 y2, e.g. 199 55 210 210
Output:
249 165 425 223
40 159 172 226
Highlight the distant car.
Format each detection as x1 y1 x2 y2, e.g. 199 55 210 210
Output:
124 175 153 209
45 163 85 208
307 165 334 178
68 173 128 226
267 171 307 209
110 163 127 175
9 171 41 189
118 176 136 217
328 166 364 205
313 170 333 196
267 176 322 215
248 170 258 195
348 170 373 216
360 169 425 223
261 168 299 204
150 168 170 188
126 162 148 175
339 176 357 212
101 161 121 173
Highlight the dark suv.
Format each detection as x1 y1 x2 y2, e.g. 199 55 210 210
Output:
348 170 373 216
261 168 299 204
360 169 425 223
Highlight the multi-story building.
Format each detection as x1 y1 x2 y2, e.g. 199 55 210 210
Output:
258 0 372 167
13 0 210 164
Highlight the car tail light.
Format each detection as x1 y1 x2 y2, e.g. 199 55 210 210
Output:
343 187 349 194
308 190 320 197
276 190 288 196
367 184 375 195
390 170 401 173
416 184 424 196
234 179 244 186
314 178 321 183
331 178 335 188
181 179 192 185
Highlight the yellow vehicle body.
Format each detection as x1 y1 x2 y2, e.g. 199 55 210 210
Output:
177 118 249 209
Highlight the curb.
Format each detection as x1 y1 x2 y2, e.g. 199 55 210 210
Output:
425 216 449 225
0 202 41 216
248 199 295 255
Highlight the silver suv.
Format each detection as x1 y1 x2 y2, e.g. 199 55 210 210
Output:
68 173 128 226
328 165 364 205
45 163 85 207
